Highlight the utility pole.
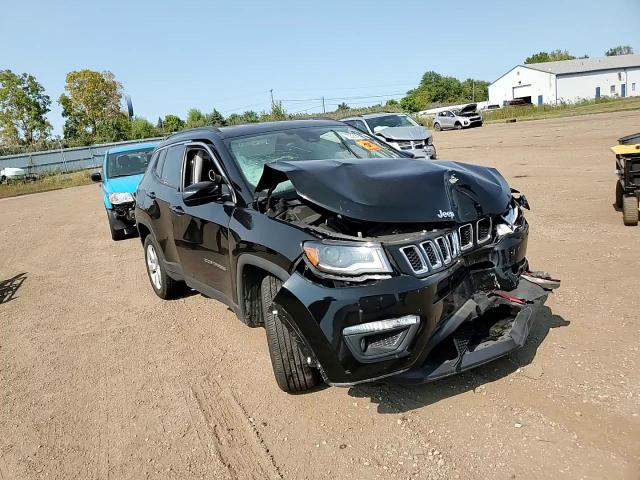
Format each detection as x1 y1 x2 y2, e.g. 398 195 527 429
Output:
269 89 274 107
472 80 475 102
322 96 325 113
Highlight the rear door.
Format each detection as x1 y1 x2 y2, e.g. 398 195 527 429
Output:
172 143 234 303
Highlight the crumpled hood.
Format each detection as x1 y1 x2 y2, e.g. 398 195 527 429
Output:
255 158 512 223
376 125 431 141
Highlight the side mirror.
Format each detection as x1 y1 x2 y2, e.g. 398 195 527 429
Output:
91 172 102 182
183 180 222 206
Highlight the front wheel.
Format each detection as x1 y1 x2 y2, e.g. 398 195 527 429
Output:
261 276 319 393
455 122 462 130
143 235 184 299
622 195 639 226
107 210 126 241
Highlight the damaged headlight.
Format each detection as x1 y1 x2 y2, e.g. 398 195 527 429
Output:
108 192 135 205
302 241 392 279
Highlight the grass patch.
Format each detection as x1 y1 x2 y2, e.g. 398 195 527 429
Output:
482 96 640 123
0 170 93 199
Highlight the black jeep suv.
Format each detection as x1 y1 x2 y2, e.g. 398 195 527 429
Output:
135 120 559 393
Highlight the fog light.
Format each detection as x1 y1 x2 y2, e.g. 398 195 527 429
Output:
343 315 421 363
343 315 419 335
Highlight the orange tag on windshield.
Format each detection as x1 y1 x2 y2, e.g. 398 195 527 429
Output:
356 139 382 151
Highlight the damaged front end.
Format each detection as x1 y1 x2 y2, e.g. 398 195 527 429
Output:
257 158 559 386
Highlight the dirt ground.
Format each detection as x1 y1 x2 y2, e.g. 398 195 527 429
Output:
1 111 639 480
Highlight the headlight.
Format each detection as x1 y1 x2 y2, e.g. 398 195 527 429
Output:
108 192 134 204
302 241 392 279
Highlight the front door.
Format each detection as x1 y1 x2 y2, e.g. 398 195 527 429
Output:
621 84 626 97
172 144 234 302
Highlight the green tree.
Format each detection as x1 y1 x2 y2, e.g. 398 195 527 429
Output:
58 70 124 141
206 109 226 126
226 113 243 125
185 108 206 128
162 114 184 133
336 102 350 111
270 101 287 120
241 110 259 123
130 117 158 139
524 49 577 64
0 70 52 144
385 99 399 107
156 117 164 130
606 45 634 56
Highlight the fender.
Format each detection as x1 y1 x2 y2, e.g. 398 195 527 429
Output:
235 253 291 321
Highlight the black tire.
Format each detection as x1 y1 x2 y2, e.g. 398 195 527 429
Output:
622 195 639 226
261 276 318 393
433 123 441 131
143 235 183 299
430 145 437 160
0 175 5 184
615 181 623 209
454 122 462 130
107 210 126 241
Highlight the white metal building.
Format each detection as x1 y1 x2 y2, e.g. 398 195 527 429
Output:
489 54 640 106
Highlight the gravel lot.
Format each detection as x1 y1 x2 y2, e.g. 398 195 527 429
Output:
1 111 639 480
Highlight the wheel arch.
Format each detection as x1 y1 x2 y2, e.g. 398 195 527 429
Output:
236 254 290 326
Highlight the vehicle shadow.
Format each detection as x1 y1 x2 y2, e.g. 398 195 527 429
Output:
347 306 569 414
0 272 27 305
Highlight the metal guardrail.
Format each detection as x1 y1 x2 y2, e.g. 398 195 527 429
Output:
0 137 164 174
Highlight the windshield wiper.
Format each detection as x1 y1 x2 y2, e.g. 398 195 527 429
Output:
329 130 361 158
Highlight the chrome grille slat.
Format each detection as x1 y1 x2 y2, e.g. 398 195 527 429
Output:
400 245 428 274
459 224 473 251
436 237 451 265
420 240 442 269
476 217 492 244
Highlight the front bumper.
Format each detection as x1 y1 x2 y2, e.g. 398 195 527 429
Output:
107 202 136 230
405 145 436 159
273 228 557 386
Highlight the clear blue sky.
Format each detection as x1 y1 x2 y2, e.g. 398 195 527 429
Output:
2 0 638 135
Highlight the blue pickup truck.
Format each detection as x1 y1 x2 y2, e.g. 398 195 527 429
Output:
91 142 157 240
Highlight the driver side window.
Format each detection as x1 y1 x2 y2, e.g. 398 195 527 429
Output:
183 147 219 189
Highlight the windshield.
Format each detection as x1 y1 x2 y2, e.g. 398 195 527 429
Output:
365 114 419 132
106 147 155 178
227 126 402 192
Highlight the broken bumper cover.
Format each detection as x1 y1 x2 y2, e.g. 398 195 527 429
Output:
273 231 558 386
391 278 550 384
108 203 136 230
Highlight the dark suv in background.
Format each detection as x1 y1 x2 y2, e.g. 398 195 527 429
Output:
135 120 558 393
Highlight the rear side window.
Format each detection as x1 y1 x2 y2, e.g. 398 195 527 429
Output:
159 145 184 189
154 149 167 177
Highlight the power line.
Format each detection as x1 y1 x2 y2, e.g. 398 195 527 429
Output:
280 92 408 102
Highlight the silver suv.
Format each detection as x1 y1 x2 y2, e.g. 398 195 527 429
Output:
342 112 436 159
432 104 483 131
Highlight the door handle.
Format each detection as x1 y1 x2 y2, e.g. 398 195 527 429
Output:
147 191 156 199
170 205 185 215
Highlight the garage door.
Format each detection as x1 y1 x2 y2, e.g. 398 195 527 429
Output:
513 84 532 99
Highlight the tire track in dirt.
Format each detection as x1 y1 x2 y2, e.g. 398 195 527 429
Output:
184 377 282 480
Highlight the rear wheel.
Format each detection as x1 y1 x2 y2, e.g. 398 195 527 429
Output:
622 194 639 226
261 276 318 393
143 235 183 299
615 181 623 209
433 123 441 131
